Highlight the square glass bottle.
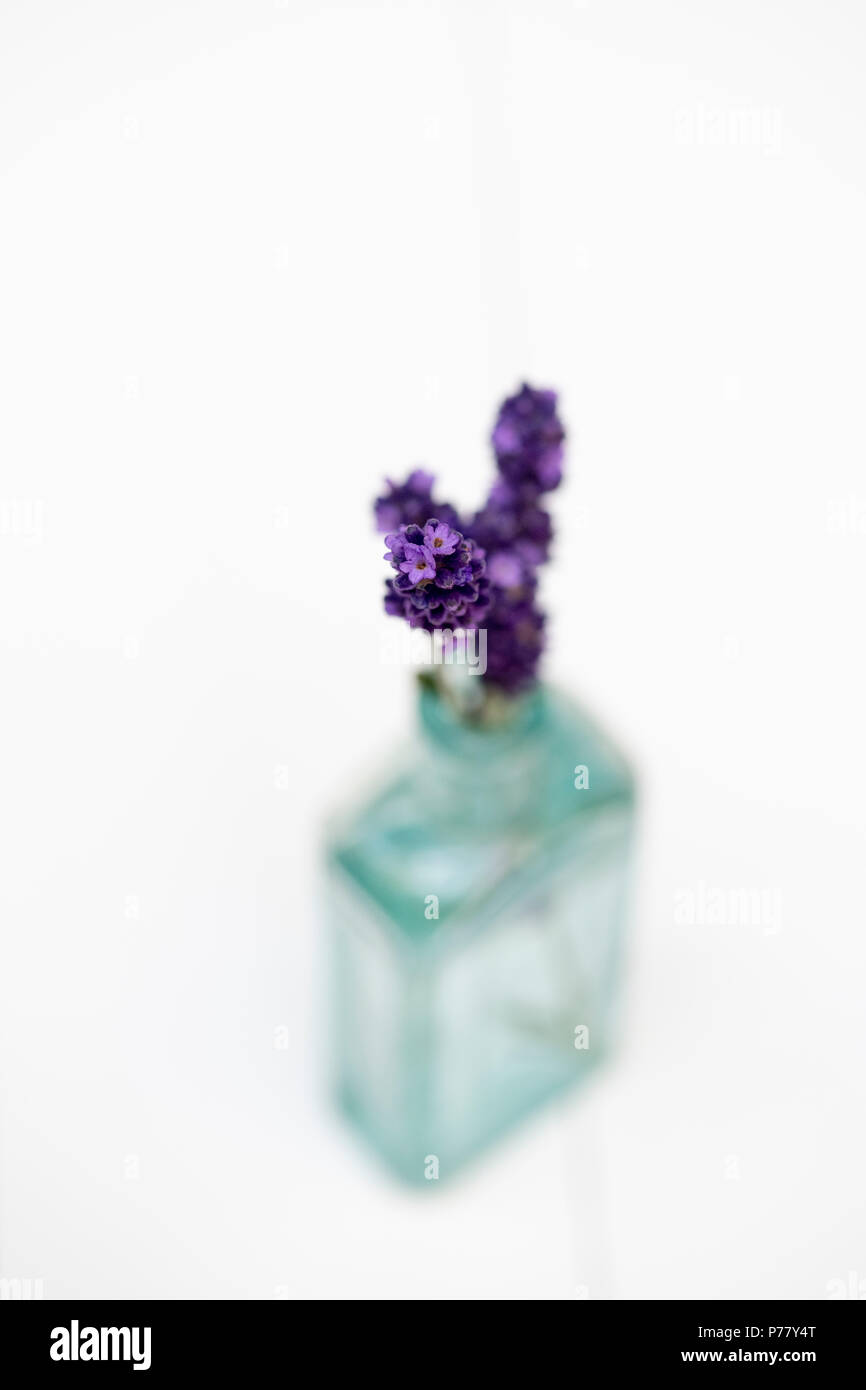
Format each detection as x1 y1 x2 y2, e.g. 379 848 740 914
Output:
325 681 635 1184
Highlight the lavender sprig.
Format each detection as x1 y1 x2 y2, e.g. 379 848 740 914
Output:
490 383 565 493
374 383 566 696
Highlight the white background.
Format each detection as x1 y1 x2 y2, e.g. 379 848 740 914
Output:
2 0 865 1299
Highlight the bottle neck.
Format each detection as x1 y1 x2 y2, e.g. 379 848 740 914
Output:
417 682 550 829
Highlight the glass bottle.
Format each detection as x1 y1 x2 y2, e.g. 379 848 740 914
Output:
325 680 635 1184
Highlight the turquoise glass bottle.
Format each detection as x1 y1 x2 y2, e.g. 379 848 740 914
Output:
325 680 635 1184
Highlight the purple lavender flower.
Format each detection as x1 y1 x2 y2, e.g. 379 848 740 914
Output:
400 543 437 585
376 382 565 691
383 518 489 632
374 469 461 533
471 479 554 572
482 588 546 693
423 520 460 556
491 383 565 493
486 550 524 588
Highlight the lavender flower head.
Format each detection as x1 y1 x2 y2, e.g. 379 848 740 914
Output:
374 469 461 533
383 520 489 631
374 383 566 693
491 383 565 493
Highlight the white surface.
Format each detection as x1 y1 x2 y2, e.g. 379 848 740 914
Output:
1 0 865 1299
